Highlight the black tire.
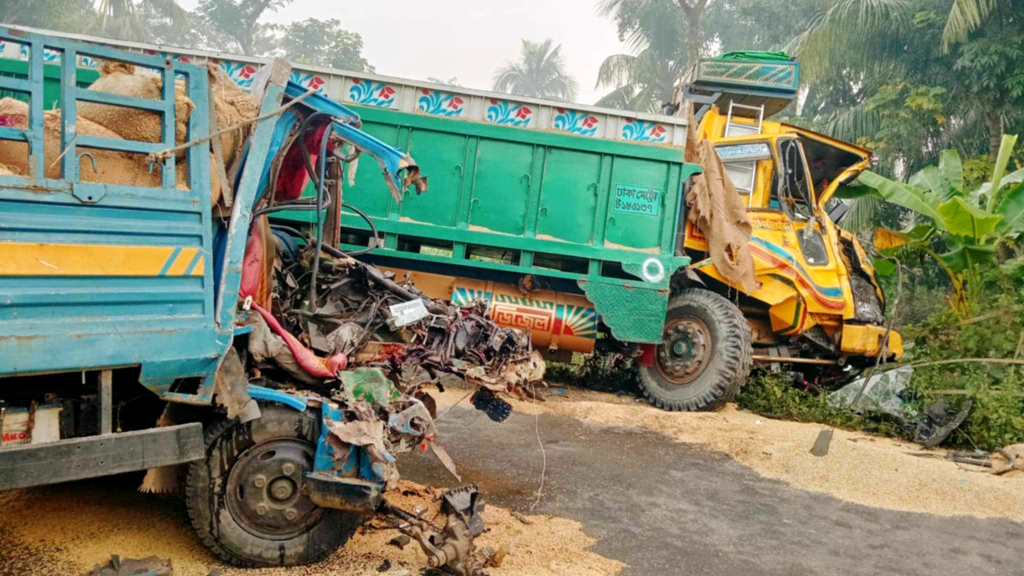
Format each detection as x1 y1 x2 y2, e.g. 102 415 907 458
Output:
185 403 363 567
639 288 753 411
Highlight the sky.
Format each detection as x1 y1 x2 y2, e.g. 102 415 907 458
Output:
176 0 631 105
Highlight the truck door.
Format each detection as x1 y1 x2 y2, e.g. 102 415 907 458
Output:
767 137 848 316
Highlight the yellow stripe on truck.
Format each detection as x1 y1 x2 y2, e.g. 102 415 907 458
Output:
0 242 205 277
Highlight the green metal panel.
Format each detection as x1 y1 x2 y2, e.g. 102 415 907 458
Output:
468 139 534 235
351 121 401 218
579 280 670 343
0 58 99 107
282 105 703 344
536 148 601 245
401 128 468 227
605 157 679 251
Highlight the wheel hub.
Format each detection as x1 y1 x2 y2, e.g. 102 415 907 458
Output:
225 438 324 539
656 316 712 385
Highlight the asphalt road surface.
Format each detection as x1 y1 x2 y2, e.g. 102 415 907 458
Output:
398 406 1022 576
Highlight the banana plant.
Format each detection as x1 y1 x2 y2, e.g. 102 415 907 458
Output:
852 135 1024 316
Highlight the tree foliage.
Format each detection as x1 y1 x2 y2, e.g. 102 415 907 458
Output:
279 18 373 73
492 39 579 101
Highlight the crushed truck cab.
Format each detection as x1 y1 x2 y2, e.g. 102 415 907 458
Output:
677 54 902 376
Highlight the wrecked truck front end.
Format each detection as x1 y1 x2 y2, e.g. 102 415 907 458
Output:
0 27 536 575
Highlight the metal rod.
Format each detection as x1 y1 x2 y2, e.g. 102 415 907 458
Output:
99 369 113 435
752 355 838 366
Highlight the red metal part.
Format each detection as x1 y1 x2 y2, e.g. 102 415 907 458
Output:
251 302 347 378
638 343 657 367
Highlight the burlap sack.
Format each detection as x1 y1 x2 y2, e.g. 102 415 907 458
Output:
206 63 259 168
685 103 758 293
0 97 220 206
77 60 194 149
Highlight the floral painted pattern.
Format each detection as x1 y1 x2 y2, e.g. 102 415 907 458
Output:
348 79 396 108
291 71 326 94
486 99 533 127
417 89 464 117
79 55 99 68
553 108 599 136
221 61 258 89
17 44 61 62
622 119 668 143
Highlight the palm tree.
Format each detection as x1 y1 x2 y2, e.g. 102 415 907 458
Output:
595 48 685 112
594 0 688 112
85 0 191 43
492 39 580 102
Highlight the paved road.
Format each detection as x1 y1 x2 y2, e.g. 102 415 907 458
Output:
399 406 1022 576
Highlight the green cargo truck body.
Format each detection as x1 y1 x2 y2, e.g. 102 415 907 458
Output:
337 105 698 345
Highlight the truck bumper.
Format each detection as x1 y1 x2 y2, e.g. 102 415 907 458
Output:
0 423 203 491
841 324 903 359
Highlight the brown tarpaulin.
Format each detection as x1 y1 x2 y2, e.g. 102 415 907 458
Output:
684 103 758 293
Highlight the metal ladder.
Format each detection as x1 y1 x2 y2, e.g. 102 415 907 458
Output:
724 101 765 137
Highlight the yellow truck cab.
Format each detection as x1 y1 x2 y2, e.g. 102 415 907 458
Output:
680 98 902 379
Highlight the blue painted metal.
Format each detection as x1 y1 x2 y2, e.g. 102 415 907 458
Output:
282 82 413 204
247 385 308 412
0 28 221 387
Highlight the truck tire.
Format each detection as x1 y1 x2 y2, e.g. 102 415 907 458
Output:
185 403 362 567
639 288 752 411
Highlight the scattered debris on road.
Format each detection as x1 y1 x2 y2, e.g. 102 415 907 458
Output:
810 430 833 457
827 366 973 447
86 556 172 576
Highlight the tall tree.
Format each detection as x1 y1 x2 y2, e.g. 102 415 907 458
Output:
193 0 289 56
0 0 87 32
83 0 191 43
595 0 687 111
280 18 373 72
492 39 579 101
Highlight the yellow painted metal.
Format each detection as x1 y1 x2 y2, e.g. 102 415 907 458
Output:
0 242 203 277
841 324 903 358
686 106 903 359
769 296 816 336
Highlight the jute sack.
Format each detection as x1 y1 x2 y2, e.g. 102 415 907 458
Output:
0 98 221 206
77 60 194 151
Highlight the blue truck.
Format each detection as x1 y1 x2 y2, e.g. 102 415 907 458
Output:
0 27 540 572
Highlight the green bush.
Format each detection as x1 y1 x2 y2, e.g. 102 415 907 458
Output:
737 259 1024 451
899 260 1024 450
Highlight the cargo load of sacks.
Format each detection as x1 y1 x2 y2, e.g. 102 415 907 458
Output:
0 60 258 207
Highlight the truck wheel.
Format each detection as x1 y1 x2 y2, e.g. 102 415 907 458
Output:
639 288 752 411
185 403 362 567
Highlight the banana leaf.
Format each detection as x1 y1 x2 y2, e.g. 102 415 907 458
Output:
859 171 944 227
936 196 1003 238
938 149 963 198
996 180 1024 233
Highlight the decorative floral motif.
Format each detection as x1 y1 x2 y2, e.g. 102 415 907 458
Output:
486 99 533 127
290 71 326 94
348 79 397 108
220 61 257 89
417 89 464 117
79 55 99 68
17 45 61 62
621 119 668 143
553 108 599 136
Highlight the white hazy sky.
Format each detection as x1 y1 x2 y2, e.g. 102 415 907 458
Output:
176 0 630 104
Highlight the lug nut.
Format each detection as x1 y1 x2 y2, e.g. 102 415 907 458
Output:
253 475 267 488
284 508 298 521
256 504 268 516
282 463 296 476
